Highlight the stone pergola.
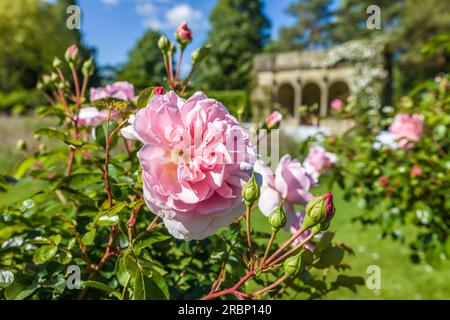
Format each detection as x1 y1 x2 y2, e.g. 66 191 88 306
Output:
252 48 355 124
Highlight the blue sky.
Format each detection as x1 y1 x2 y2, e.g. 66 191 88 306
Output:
76 0 297 72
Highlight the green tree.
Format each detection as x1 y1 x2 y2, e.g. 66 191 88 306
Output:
0 0 94 92
277 0 334 51
116 30 166 91
194 0 270 90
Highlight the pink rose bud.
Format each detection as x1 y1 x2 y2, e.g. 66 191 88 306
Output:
65 44 79 64
379 176 389 186
153 87 166 96
411 165 422 177
175 21 193 46
330 98 343 111
265 111 283 129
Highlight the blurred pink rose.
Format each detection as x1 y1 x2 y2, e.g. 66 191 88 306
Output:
289 210 315 251
379 176 389 186
411 165 422 177
77 107 121 127
134 91 255 240
175 21 193 44
265 111 283 129
90 81 135 102
254 155 316 228
303 146 338 181
388 114 423 149
330 98 343 111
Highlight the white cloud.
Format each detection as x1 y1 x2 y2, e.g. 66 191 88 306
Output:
100 0 120 5
135 2 207 31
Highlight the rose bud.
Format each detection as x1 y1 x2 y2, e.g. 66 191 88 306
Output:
65 44 79 65
265 111 283 130
302 192 335 230
175 21 193 47
153 87 165 96
52 57 62 69
242 173 260 208
284 251 304 277
192 45 211 65
82 57 95 77
157 35 170 54
268 205 287 233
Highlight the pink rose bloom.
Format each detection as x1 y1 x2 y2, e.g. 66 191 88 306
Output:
254 155 316 228
90 81 135 102
134 91 255 240
303 146 338 181
175 21 193 44
411 165 422 177
330 98 343 111
77 107 121 127
289 210 315 251
265 111 283 129
388 114 423 149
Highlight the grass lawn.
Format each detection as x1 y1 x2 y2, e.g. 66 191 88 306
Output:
1 114 449 299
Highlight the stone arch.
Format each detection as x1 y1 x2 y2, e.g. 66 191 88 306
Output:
328 80 350 112
277 83 295 116
301 82 321 124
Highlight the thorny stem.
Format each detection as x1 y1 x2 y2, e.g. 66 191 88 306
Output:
259 231 276 268
175 47 184 88
245 206 253 267
201 226 312 300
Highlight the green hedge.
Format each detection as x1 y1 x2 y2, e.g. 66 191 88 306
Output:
0 90 44 114
184 90 251 121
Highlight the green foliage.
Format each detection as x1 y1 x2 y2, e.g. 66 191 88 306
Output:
116 30 166 91
0 90 45 113
327 76 450 263
194 0 270 90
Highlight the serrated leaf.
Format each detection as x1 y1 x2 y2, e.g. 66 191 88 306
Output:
33 245 58 265
136 87 154 109
82 228 96 245
83 281 121 299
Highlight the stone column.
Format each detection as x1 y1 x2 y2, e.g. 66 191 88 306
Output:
320 76 329 117
294 78 302 125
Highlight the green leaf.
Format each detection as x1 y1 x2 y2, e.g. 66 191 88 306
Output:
115 251 131 286
136 87 154 109
33 245 58 265
82 228 96 246
132 268 169 300
0 178 49 209
4 278 38 300
83 281 122 299
34 128 83 147
95 123 119 149
96 214 119 227
92 97 129 110
49 235 62 245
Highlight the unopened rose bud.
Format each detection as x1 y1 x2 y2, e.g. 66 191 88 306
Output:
153 87 165 96
284 251 303 277
192 45 210 65
265 111 283 129
65 44 79 66
158 35 170 54
42 75 52 86
175 21 193 47
82 57 94 77
50 72 58 83
36 81 44 91
241 173 260 208
268 205 287 233
302 192 335 230
52 57 62 69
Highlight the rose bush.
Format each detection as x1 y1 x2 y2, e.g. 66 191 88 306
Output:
0 23 362 300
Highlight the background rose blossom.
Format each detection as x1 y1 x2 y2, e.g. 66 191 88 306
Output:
330 98 343 110
135 91 255 240
265 111 282 128
388 113 423 149
254 155 315 228
303 145 338 181
77 107 120 127
90 81 135 102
